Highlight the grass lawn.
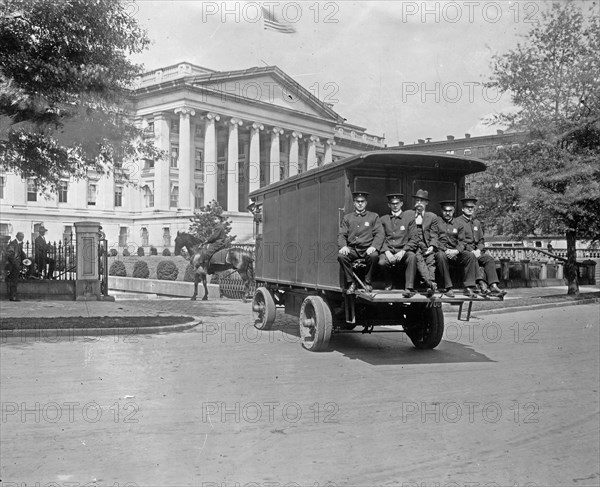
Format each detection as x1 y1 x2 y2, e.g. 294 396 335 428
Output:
0 316 196 330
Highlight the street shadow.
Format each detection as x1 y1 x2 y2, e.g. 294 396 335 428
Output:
269 314 494 366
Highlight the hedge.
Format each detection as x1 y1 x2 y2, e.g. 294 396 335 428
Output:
109 260 127 277
132 260 150 279
156 260 178 280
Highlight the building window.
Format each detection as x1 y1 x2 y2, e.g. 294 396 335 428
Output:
195 184 204 209
0 175 5 199
141 227 149 246
195 124 203 137
27 179 37 202
170 145 179 168
144 158 155 170
163 227 171 247
0 223 10 236
195 149 203 172
171 119 179 134
87 182 97 206
144 184 154 208
114 186 123 207
58 181 68 203
170 185 179 207
119 227 128 247
63 225 73 244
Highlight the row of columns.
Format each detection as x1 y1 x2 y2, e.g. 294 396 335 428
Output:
146 108 336 212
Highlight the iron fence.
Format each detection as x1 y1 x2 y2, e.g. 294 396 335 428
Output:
18 236 76 281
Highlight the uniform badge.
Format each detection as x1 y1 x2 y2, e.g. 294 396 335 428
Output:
365 222 370 226
474 226 478 231
400 225 405 230
453 228 458 233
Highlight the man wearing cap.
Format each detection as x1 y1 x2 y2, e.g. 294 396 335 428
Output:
404 189 439 296
338 191 384 293
34 225 55 279
378 193 419 294
435 200 478 297
461 197 506 296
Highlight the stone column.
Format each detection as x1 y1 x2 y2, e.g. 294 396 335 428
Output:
203 112 220 205
175 107 195 210
324 138 336 164
270 127 283 184
74 221 101 301
288 131 302 177
227 118 243 211
248 122 263 194
154 112 171 211
307 135 320 171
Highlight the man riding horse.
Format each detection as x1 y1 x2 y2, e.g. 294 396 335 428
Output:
198 217 227 269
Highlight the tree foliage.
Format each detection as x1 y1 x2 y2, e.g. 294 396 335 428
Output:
0 0 162 193
475 2 600 295
188 200 236 246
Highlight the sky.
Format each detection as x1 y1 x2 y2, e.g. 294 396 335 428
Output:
129 0 584 145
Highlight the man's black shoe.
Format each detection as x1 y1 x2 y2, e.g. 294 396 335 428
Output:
443 288 455 298
478 280 490 295
489 284 507 296
403 289 417 298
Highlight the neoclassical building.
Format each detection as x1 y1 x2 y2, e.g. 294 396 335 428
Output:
1 62 384 250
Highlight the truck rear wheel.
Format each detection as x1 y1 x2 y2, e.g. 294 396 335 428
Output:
253 287 276 330
299 296 332 352
405 304 444 349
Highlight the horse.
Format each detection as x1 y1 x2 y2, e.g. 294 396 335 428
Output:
174 231 255 302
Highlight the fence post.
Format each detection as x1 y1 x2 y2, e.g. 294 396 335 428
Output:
74 221 102 301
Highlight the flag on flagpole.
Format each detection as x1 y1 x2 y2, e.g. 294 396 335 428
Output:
261 6 296 34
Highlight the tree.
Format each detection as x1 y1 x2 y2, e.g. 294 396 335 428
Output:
476 2 600 295
0 0 162 193
188 200 236 246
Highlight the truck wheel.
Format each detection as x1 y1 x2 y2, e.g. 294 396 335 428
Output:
299 296 333 352
253 287 276 330
405 305 444 349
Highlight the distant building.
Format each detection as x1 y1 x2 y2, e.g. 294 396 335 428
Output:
0 62 384 250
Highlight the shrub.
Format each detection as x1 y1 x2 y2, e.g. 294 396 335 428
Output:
132 260 150 279
156 260 178 280
109 260 127 277
150 246 158 256
122 248 130 257
184 263 196 282
137 247 145 257
109 249 118 257
162 248 171 256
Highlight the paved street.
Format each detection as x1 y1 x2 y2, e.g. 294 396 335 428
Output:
1 301 599 487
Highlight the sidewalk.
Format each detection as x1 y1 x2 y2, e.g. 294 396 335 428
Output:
0 285 598 319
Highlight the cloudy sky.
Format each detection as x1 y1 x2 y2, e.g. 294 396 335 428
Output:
130 0 574 145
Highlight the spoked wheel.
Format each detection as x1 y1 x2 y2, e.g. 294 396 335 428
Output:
252 287 276 330
299 296 332 352
404 304 444 349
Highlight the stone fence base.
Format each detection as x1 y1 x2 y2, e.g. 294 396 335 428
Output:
0 280 76 300
108 276 220 299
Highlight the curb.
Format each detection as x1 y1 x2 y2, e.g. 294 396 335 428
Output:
473 297 600 316
0 318 202 340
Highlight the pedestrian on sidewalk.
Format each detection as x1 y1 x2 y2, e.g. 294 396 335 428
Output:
5 232 26 301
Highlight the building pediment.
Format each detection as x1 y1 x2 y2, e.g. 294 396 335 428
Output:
189 66 344 123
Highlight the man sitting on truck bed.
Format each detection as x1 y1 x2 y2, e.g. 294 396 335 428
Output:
338 191 384 293
378 193 419 296
435 200 479 297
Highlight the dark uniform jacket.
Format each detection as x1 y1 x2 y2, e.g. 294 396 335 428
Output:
380 212 419 253
205 224 227 252
461 215 485 251
6 238 25 277
34 235 50 262
437 216 465 252
338 211 384 251
404 210 440 249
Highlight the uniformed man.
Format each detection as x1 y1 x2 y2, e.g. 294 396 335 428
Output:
34 225 56 279
338 191 384 293
435 200 479 297
199 217 228 268
378 193 419 295
460 197 506 296
404 189 439 296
